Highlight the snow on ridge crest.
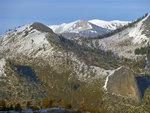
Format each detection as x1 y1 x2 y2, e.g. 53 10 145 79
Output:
89 19 129 30
49 19 93 34
49 18 129 36
16 22 35 33
129 14 150 44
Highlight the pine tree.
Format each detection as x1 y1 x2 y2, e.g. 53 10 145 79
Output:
42 98 49 108
60 99 65 108
9 104 14 110
65 102 72 109
26 101 31 109
0 99 7 111
80 100 87 112
14 103 22 111
42 98 54 108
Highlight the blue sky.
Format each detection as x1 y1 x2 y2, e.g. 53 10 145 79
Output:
0 0 150 34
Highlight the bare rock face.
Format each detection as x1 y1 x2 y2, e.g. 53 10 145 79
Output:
106 66 141 102
30 22 54 33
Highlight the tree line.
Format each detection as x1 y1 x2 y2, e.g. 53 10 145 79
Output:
0 97 108 113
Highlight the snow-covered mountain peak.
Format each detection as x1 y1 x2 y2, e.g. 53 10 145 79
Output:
49 19 129 38
89 19 108 26
0 22 56 47
14 22 54 35
49 20 110 37
70 19 94 31
89 19 129 30
49 19 93 34
0 22 60 58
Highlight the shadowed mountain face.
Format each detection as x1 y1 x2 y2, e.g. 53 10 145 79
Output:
15 65 40 83
9 60 39 83
136 76 150 98
0 60 46 106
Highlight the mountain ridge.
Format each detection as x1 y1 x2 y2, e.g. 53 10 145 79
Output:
48 19 129 38
76 14 150 59
49 19 111 37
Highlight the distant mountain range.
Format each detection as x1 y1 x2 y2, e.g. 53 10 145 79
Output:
49 19 129 37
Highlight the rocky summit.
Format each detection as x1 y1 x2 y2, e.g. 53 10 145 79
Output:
105 66 141 103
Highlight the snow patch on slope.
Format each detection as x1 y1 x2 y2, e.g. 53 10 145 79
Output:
0 58 6 77
16 32 50 56
129 14 150 44
90 14 150 59
16 23 33 33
